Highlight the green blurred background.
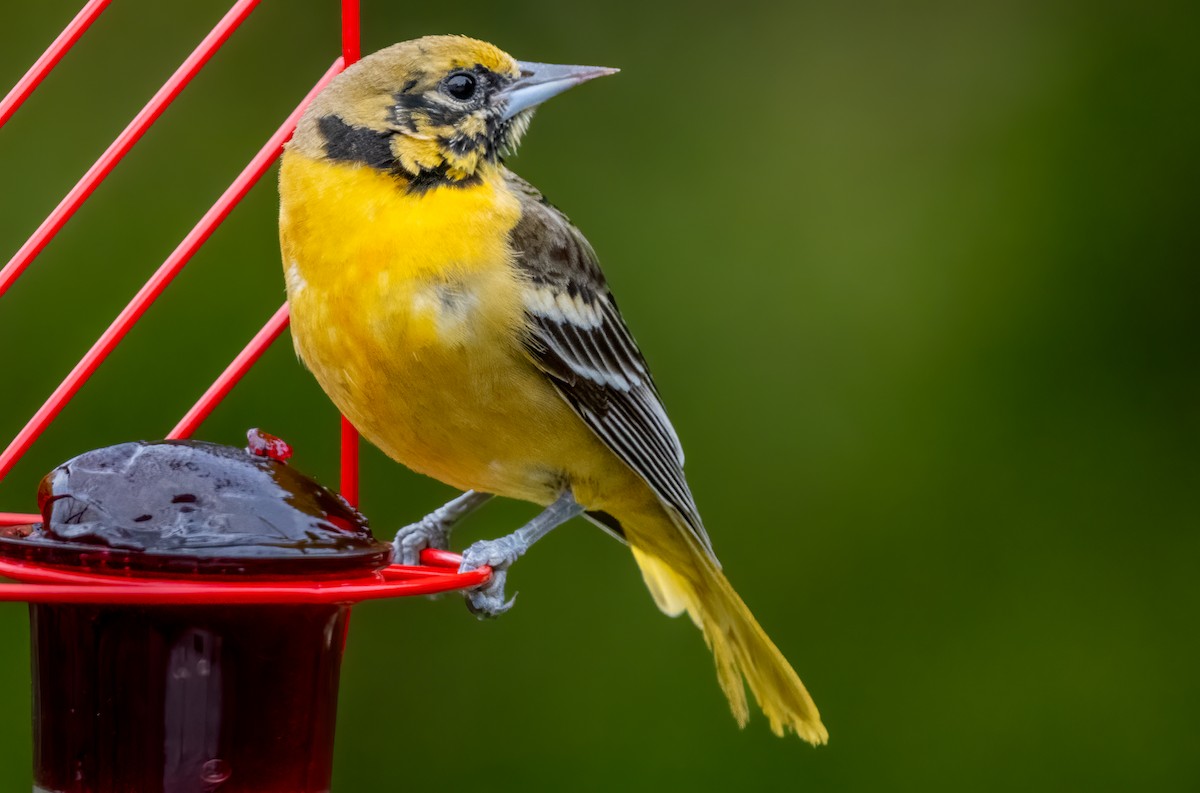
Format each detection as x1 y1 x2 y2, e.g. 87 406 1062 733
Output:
1 0 1197 790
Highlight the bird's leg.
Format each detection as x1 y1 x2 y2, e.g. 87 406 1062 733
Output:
458 489 583 618
393 490 494 565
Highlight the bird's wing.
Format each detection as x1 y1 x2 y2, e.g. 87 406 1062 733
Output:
504 171 716 560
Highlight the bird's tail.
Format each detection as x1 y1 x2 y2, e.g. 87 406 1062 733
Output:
627 511 828 744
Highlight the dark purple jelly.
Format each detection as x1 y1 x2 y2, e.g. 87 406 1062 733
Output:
0 439 393 793
2 439 391 576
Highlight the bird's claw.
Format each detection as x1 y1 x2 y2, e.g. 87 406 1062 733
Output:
393 516 452 566
458 536 525 618
464 569 517 618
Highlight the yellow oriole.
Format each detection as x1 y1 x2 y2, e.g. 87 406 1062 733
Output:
279 35 826 743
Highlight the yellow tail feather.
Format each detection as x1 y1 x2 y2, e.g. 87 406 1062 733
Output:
629 524 828 744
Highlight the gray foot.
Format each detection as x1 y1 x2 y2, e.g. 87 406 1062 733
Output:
455 491 584 618
393 490 494 566
393 516 452 566
458 536 526 618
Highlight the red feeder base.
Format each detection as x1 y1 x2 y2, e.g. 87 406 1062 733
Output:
0 440 489 793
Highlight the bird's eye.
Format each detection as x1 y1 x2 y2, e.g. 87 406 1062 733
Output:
442 72 478 101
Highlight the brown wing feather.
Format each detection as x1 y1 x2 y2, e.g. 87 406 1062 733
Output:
504 171 716 560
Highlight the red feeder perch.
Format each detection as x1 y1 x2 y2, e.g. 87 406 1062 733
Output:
0 3 489 791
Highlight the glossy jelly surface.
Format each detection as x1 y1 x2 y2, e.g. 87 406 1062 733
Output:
0 439 391 576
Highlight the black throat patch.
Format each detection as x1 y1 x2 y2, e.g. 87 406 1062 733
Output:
317 115 394 170
316 114 481 193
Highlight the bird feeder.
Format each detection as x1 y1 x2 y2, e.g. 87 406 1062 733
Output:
0 3 489 791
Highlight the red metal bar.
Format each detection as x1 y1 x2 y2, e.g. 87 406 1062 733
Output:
341 0 361 66
339 0 362 504
422 548 473 568
340 417 360 506
0 0 112 130
0 59 344 485
0 0 261 300
0 513 39 527
168 304 290 440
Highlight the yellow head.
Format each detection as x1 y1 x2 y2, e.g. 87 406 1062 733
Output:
290 35 616 190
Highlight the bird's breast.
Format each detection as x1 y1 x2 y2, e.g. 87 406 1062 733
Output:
277 151 572 495
280 150 524 348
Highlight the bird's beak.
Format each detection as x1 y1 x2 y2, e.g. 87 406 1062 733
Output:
498 61 619 121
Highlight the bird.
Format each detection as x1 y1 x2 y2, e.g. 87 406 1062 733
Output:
278 35 826 743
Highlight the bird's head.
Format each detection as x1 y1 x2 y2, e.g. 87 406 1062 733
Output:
290 35 617 190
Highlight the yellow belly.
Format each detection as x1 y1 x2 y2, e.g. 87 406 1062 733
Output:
278 151 638 507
